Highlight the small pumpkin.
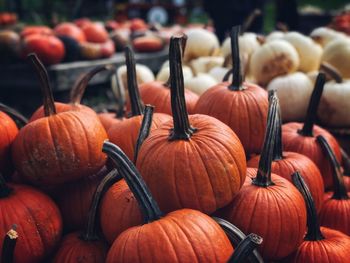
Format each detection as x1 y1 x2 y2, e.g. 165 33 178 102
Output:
195 26 268 155
54 22 86 43
156 62 193 82
189 56 224 75
103 142 234 263
310 27 347 47
184 73 218 95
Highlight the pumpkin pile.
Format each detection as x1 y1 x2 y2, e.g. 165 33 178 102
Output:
2 20 350 262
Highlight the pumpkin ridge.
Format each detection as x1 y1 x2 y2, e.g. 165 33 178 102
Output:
47 117 65 177
154 220 181 261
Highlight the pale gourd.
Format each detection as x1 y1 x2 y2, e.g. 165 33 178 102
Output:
190 56 224 75
208 66 231 82
250 40 300 86
117 64 155 92
266 31 285 42
184 73 218 95
156 65 193 82
310 27 347 47
267 72 313 122
283 32 323 73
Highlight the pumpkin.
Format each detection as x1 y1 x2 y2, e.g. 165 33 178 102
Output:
195 26 268 155
228 234 263 263
321 38 350 79
248 92 324 212
82 22 109 43
137 34 246 214
156 63 193 82
0 175 62 262
132 35 165 52
317 135 350 235
310 27 347 47
265 31 285 42
20 26 53 38
54 22 86 43
189 56 224 75
12 54 108 185
53 169 120 263
283 32 323 73
184 73 218 95
108 47 171 161
250 39 299 86
1 226 17 263
0 30 21 62
341 149 350 191
208 66 231 82
267 72 313 122
219 93 307 260
103 142 234 263
289 171 350 263
282 73 342 189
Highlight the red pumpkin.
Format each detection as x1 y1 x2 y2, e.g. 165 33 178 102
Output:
317 135 350 235
247 92 324 212
219 94 307 261
132 36 165 52
82 23 109 43
195 26 268 155
20 26 53 38
136 35 246 214
108 47 171 161
130 18 148 32
54 22 86 43
22 34 65 65
74 18 92 28
0 177 62 262
282 73 341 190
288 171 350 263
12 54 107 186
103 142 234 263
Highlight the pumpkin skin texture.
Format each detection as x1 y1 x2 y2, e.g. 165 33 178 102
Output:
98 112 123 131
0 183 62 263
195 82 268 154
100 180 142 244
137 114 246 214
282 122 341 189
248 152 324 213
106 209 233 263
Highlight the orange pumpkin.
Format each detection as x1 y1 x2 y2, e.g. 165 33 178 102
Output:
195 26 268 154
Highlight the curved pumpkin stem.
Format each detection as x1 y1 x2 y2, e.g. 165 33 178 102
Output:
103 141 163 222
0 174 12 198
242 9 261 33
213 217 264 263
80 169 121 241
320 62 342 84
125 46 144 117
253 93 279 187
134 105 154 164
2 226 18 263
228 26 244 91
228 233 263 263
27 53 56 117
168 35 197 140
0 103 28 127
317 135 349 200
70 65 112 105
292 171 324 241
298 73 325 137
341 148 350 175
269 90 283 161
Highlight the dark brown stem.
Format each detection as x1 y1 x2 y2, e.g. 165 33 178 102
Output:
0 103 28 127
341 148 350 176
269 90 283 160
228 26 243 91
213 217 264 263
1 226 18 263
298 73 325 137
168 35 196 141
0 174 12 198
320 62 342 84
27 53 56 116
228 234 263 263
70 65 111 105
252 93 279 187
292 171 324 241
103 141 163 223
242 9 262 33
125 46 144 117
317 135 349 200
80 169 121 241
134 105 154 164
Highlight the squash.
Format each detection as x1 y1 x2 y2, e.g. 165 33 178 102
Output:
184 73 218 95
310 27 347 47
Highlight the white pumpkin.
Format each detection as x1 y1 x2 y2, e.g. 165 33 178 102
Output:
310 27 347 47
156 65 193 82
267 72 313 122
266 31 285 42
117 64 155 92
321 38 350 79
183 28 220 62
283 32 323 73
208 66 231 83
250 40 300 86
190 56 224 75
184 73 218 95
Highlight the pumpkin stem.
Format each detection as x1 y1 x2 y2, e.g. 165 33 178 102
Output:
80 169 121 241
125 46 144 117
320 62 343 84
103 141 163 222
0 174 12 198
317 135 349 200
292 171 324 241
0 103 28 127
168 35 197 141
70 65 111 105
228 234 263 263
134 105 154 164
27 53 56 116
228 26 244 91
252 93 279 187
213 217 264 263
269 90 283 160
1 226 18 263
341 148 350 175
242 9 261 33
298 73 325 137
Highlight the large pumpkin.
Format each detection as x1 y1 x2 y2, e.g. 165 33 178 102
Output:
219 94 307 260
195 26 268 155
12 54 108 185
103 142 234 263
